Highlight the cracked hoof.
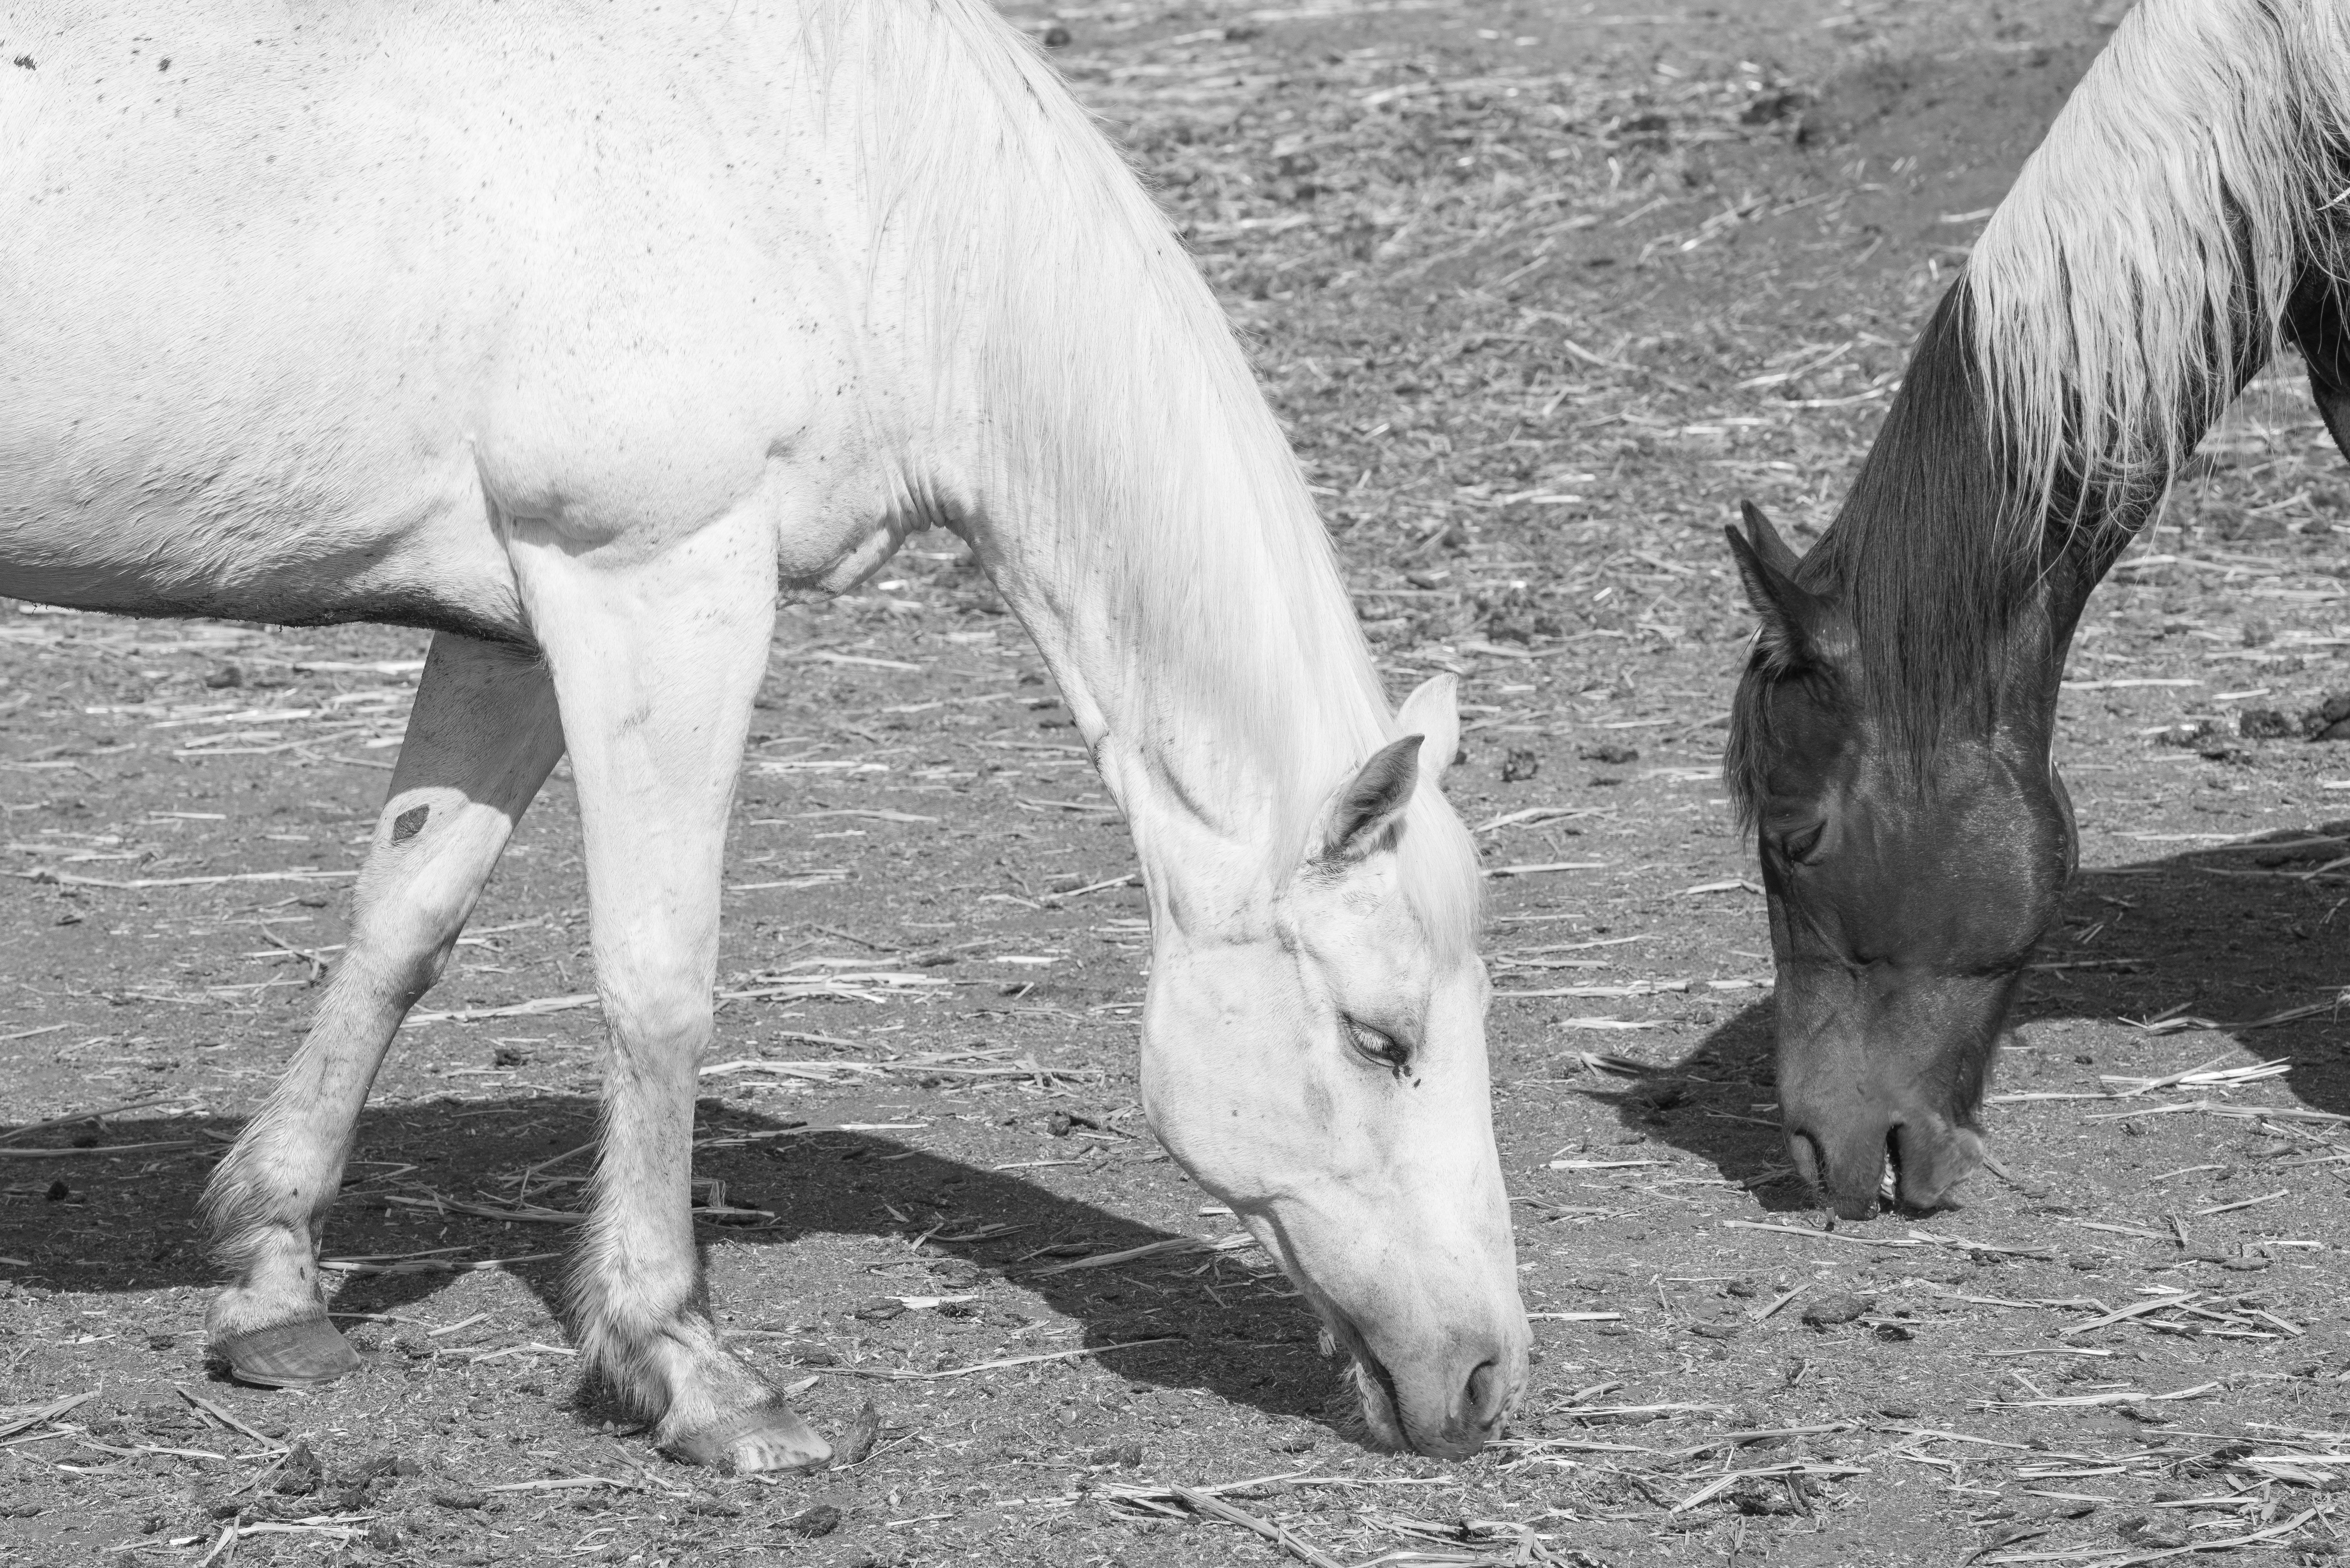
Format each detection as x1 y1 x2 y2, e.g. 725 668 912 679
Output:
664 1400 832 1473
217 1317 362 1391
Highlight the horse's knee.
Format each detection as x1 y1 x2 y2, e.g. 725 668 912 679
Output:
602 982 713 1053
333 905 459 1004
400 939 457 1002
347 863 483 989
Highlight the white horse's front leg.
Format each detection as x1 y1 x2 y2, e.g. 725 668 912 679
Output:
509 503 826 1472
203 632 565 1386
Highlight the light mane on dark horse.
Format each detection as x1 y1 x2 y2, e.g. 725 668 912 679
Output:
1723 0 2350 1221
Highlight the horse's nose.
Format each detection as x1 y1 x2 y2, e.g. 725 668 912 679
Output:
1890 1112 1987 1210
1786 1117 1890 1222
1786 1096 1986 1218
1417 1344 1519 1458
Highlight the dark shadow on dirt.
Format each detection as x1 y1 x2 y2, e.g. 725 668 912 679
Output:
0 1102 1332 1430
1588 824 2350 1209
1561 998 1806 1214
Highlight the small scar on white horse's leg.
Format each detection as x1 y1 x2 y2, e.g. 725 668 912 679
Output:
390 805 429 844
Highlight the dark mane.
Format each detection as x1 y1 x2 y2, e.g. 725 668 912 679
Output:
1726 282 2026 820
1823 285 2026 751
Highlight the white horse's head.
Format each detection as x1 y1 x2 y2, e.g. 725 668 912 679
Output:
1138 675 1527 1457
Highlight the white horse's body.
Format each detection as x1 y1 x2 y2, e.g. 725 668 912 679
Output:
1 0 1527 1466
4 4 902 626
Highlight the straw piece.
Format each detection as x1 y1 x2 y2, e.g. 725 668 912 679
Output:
175 1386 289 1454
0 1093 186 1144
2062 1294 2198 1338
11 867 354 890
0 1392 94 1442
1166 1483 1348 1568
0 1139 199 1159
807 1338 1179 1382
1027 1234 1258 1277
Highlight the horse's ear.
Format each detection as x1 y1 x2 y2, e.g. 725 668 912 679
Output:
1724 504 1825 670
1740 499 1803 577
1307 677 1459 866
1393 674 1459 792
1310 735 1422 865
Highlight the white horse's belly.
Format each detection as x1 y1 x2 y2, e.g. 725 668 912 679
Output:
0 1 893 636
0 416 528 635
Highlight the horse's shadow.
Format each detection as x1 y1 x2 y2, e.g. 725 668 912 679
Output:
0 1105 1332 1429
1583 827 2350 1206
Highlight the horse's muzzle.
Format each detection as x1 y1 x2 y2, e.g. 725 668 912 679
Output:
1327 1303 1526 1459
1785 1104 1987 1220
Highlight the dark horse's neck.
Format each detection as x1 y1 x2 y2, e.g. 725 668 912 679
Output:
1818 264 2350 762
1810 286 2110 761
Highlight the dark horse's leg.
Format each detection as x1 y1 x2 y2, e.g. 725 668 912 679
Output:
202 633 565 1385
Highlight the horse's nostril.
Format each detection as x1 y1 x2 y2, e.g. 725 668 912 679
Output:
1462 1356 1502 1424
1786 1129 1825 1190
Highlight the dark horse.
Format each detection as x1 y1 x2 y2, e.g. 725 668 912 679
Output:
1724 0 2350 1219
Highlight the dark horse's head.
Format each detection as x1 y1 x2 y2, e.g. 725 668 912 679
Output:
1719 286 2106 1220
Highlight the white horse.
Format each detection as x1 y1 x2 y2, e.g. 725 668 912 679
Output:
0 0 1528 1467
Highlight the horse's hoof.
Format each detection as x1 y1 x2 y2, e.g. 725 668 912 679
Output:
664 1400 832 1473
216 1318 362 1390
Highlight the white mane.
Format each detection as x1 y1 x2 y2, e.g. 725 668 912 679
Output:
1967 0 2350 537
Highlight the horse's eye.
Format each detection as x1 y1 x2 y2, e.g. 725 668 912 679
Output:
1781 822 1826 862
1345 1018 1413 1074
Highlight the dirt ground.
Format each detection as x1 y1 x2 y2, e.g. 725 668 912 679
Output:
13 0 2350 1564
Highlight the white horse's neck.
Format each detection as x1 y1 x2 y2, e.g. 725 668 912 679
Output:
845 1 1395 928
